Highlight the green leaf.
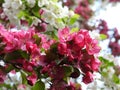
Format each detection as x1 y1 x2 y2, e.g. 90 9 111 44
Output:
21 71 27 84
19 50 30 60
5 64 14 73
17 11 28 19
32 80 45 90
70 28 79 33
63 65 74 77
100 34 107 40
4 50 29 61
52 0 58 2
69 14 80 25
112 74 120 84
99 56 114 69
32 4 41 18
0 83 11 89
0 0 4 4
33 34 41 45
45 30 58 40
4 50 22 61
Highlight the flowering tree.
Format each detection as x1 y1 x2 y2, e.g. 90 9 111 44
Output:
0 0 120 90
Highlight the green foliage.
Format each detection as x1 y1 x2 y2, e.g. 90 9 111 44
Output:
21 71 27 84
4 64 14 73
45 30 58 40
32 80 45 90
4 50 29 61
63 65 74 77
33 34 41 45
31 1 41 18
0 84 11 89
69 14 80 25
99 56 114 69
100 34 107 40
112 74 120 84
70 27 79 33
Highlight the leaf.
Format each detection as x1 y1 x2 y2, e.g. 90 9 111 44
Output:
32 4 41 18
69 14 80 25
112 74 120 84
70 28 79 33
45 30 58 40
0 83 11 89
63 65 74 77
32 80 45 90
17 11 28 19
33 34 41 45
18 50 30 60
4 50 22 61
4 50 29 61
5 64 14 73
99 56 114 69
100 34 107 40
21 71 27 84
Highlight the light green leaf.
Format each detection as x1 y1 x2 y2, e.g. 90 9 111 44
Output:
100 34 107 40
69 14 80 25
70 28 79 33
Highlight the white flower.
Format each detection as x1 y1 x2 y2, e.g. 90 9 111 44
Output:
27 0 36 7
38 0 49 7
89 30 101 40
11 0 22 9
5 72 22 86
32 17 41 26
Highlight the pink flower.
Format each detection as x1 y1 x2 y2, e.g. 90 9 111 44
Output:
58 27 72 42
74 32 85 48
23 61 33 72
86 38 101 55
27 73 37 86
17 84 26 90
58 43 67 55
82 71 93 84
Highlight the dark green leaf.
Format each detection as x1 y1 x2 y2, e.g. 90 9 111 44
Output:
5 64 14 73
4 50 22 61
4 50 29 61
0 83 11 89
33 34 41 45
32 80 45 90
63 65 74 77
45 30 58 40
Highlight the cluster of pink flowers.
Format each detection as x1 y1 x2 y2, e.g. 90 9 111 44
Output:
109 0 120 2
97 20 109 38
74 0 93 20
97 20 120 56
58 27 101 84
109 28 120 56
0 24 101 89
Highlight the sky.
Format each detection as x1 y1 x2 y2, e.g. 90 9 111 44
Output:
96 3 120 33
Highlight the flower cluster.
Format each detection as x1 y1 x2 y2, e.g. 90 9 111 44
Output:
2 0 74 29
74 0 93 20
0 24 101 89
109 0 120 2
97 19 120 56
